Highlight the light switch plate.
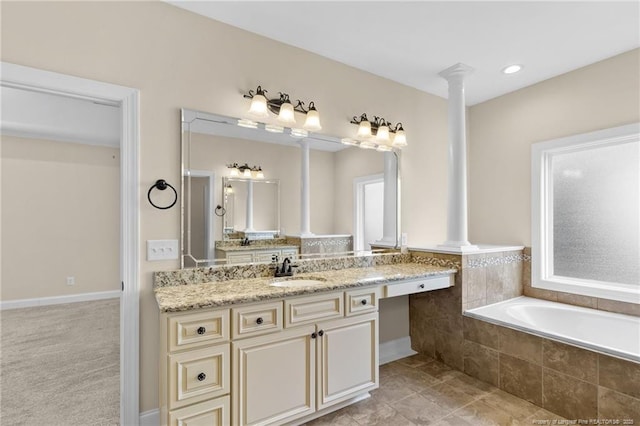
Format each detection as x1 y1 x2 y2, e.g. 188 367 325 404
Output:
147 239 179 261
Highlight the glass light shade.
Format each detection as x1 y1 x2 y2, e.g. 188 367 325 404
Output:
277 102 296 125
392 129 407 148
265 124 284 133
229 167 240 177
243 168 252 178
256 169 265 179
225 185 234 194
376 125 390 142
303 109 322 131
248 94 269 117
357 120 372 138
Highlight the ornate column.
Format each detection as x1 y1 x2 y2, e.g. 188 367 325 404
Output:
244 179 254 232
300 139 313 237
376 151 398 245
438 63 478 251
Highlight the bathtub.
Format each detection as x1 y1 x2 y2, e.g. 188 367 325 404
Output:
465 296 640 362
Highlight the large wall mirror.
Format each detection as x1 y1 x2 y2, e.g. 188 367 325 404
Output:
181 108 400 268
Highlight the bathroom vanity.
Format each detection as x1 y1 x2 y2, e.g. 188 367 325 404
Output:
155 261 455 426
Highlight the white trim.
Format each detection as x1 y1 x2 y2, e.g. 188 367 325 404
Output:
0 290 121 310
1 62 141 425
139 409 160 426
353 173 384 251
531 122 640 304
379 336 418 365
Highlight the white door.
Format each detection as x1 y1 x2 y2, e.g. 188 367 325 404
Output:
354 174 384 251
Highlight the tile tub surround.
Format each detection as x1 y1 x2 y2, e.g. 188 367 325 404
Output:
154 262 455 312
155 252 411 287
461 317 640 421
522 247 640 317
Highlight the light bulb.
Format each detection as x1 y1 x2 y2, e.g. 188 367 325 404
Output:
357 120 372 138
502 64 523 74
248 94 269 117
277 101 296 125
303 103 321 131
392 129 407 148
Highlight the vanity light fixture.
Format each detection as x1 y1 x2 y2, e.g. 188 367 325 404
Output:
348 113 408 150
243 85 322 131
227 163 265 179
502 64 523 74
224 183 234 194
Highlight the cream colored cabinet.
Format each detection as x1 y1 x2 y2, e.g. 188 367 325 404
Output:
232 325 316 426
218 247 300 265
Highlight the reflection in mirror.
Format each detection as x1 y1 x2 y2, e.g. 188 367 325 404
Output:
182 109 399 268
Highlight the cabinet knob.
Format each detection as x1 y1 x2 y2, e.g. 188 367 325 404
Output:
419 284 425 289
197 326 206 335
318 330 324 337
256 317 264 325
197 373 206 382
361 299 367 305
311 332 317 339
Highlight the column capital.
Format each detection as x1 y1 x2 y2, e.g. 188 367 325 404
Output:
438 63 474 82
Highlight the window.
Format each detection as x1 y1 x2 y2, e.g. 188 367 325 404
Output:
531 123 640 304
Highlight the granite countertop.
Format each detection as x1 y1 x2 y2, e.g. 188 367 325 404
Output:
155 263 456 313
215 244 299 252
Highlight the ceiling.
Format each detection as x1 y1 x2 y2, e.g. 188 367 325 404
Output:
168 1 640 105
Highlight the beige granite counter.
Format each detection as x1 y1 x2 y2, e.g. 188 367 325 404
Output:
155 263 455 312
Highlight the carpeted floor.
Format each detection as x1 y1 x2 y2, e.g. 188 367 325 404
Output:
0 298 120 426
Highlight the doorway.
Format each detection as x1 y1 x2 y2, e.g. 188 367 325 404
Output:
0 62 140 425
354 174 385 252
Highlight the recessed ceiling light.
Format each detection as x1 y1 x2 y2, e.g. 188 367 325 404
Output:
502 64 523 74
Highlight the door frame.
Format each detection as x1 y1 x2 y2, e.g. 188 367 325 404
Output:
1 62 140 425
353 173 384 252
185 170 216 260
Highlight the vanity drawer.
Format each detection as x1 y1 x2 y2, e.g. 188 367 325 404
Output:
281 248 299 259
253 250 280 263
345 287 380 316
168 343 230 409
384 275 453 298
226 253 254 264
285 292 344 327
168 308 229 352
232 301 283 339
168 396 230 426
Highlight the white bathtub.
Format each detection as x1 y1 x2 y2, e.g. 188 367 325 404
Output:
465 296 640 362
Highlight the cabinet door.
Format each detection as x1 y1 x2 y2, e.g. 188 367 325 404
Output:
316 312 378 410
232 325 316 426
168 396 229 426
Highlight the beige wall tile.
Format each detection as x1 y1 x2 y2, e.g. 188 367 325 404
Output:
597 299 640 317
598 386 640 421
463 299 488 310
462 267 487 304
542 339 597 383
463 316 500 350
435 329 464 371
556 292 598 309
486 265 506 304
599 355 640 399
542 368 597 419
499 353 543 406
463 340 499 387
503 261 524 299
434 313 463 336
523 283 559 302
499 327 543 365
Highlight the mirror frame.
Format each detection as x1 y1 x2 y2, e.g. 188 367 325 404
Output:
180 108 401 268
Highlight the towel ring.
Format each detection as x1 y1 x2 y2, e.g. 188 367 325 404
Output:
147 179 177 210
214 205 226 217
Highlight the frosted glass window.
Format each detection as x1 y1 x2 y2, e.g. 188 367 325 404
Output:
532 124 640 304
551 142 639 285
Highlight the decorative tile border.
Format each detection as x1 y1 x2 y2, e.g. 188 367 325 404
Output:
215 238 290 249
412 255 461 271
466 253 529 269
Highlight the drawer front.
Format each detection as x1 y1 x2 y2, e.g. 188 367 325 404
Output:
168 309 229 352
169 343 230 409
253 250 280 263
281 248 298 259
285 292 344 327
226 253 254 264
345 287 380 316
232 301 283 339
168 396 230 426
384 275 453 298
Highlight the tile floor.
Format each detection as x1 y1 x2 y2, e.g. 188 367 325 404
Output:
305 354 565 426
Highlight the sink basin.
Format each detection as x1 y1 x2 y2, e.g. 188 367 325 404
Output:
270 277 327 288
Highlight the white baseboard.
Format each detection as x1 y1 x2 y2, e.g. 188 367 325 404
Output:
0 290 121 310
379 336 417 365
140 409 160 425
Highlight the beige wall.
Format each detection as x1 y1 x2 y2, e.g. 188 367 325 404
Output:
0 2 450 411
468 49 640 246
1 136 120 300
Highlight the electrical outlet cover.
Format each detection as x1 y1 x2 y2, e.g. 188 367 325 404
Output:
147 239 179 261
